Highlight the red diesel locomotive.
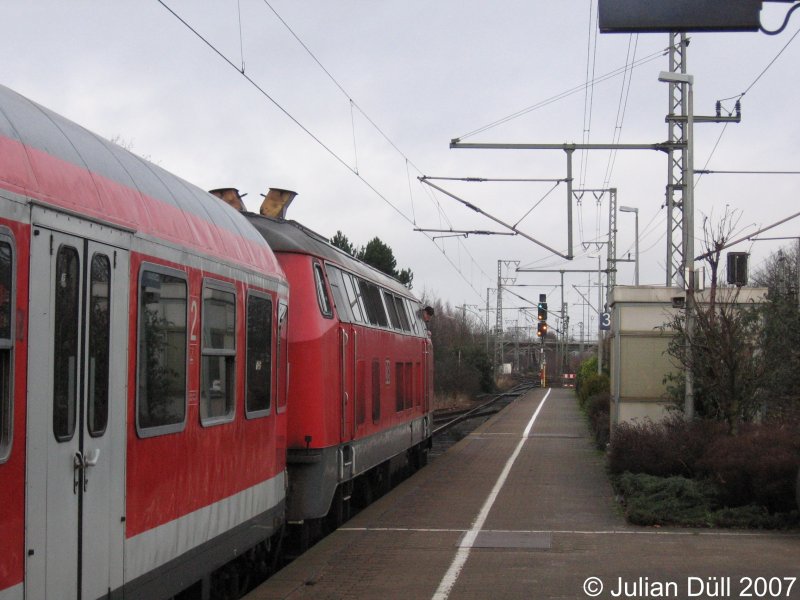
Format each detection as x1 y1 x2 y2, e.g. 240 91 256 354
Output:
0 85 289 600
240 198 433 538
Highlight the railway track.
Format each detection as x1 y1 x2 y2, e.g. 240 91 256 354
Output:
430 381 538 459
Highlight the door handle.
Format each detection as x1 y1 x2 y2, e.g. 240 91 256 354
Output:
84 448 100 467
73 449 101 493
73 452 83 494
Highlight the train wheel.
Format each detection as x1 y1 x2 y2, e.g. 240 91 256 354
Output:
415 445 429 469
326 487 345 532
354 475 373 509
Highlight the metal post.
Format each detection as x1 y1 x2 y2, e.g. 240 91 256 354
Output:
597 255 603 375
607 189 618 290
659 67 695 420
619 206 639 285
634 208 640 285
684 74 695 420
666 33 687 287
486 288 491 356
566 148 574 259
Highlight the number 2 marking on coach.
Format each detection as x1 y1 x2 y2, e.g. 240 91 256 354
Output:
190 298 199 342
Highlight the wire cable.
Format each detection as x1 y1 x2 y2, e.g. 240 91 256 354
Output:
761 2 800 35
157 0 494 300
579 0 598 190
454 47 669 142
701 24 800 184
602 34 638 189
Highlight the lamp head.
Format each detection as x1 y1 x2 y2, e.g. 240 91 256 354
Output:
658 70 693 85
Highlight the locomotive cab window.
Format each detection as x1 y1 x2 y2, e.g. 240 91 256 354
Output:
136 266 188 437
324 265 350 322
383 291 401 330
276 300 288 413
394 296 411 332
313 262 333 318
341 271 365 323
358 279 388 327
0 235 13 462
201 281 236 425
246 292 272 417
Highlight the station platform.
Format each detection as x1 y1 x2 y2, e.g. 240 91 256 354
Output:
246 387 800 599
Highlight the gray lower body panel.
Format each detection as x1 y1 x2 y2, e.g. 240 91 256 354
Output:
287 413 431 520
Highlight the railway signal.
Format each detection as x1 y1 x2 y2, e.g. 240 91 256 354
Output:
537 294 548 338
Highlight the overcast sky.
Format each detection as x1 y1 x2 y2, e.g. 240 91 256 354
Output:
4 1 799 338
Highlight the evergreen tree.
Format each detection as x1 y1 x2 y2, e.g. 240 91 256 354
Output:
330 232 414 289
359 237 397 277
330 230 356 256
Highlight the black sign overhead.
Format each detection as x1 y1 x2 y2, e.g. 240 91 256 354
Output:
598 0 762 32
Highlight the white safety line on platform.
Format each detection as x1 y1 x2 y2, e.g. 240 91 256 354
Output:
339 526 800 539
431 388 551 600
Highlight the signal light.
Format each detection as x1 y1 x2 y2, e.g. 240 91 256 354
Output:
537 294 547 321
537 321 548 338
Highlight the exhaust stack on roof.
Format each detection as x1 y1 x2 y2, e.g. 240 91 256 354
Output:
260 188 298 219
209 188 246 211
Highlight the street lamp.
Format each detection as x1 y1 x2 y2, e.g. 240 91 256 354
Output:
658 70 695 421
619 205 639 285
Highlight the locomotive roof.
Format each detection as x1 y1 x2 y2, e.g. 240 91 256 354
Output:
0 84 283 278
245 213 417 300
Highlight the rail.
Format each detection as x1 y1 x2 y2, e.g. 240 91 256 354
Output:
432 381 538 436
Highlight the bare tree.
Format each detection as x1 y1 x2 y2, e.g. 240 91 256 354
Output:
664 209 764 434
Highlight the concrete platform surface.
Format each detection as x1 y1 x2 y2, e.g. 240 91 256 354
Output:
246 387 800 599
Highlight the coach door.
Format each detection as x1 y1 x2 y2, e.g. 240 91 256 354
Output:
26 225 129 600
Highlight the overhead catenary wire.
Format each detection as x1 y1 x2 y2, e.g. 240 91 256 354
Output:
258 0 428 175
157 1 409 219
453 46 669 142
256 0 498 296
602 33 638 189
701 24 800 179
158 0 495 299
579 0 599 191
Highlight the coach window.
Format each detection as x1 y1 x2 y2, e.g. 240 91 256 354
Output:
137 267 187 436
87 253 111 437
246 292 272 417
201 281 236 425
0 236 13 462
313 263 333 318
53 246 80 441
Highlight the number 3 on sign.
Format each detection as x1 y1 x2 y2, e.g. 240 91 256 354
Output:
599 312 611 331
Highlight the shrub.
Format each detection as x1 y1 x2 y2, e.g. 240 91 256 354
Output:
607 416 724 478
586 392 610 449
577 373 609 408
616 473 717 527
696 423 800 513
615 472 800 528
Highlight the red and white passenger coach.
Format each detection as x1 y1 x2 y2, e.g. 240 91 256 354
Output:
0 85 289 600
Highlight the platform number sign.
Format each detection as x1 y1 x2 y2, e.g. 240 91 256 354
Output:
599 311 611 331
